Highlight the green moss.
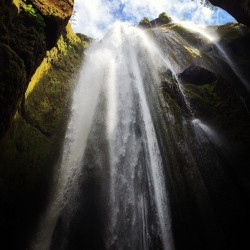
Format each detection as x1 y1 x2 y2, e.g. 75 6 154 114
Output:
170 24 204 46
139 17 151 27
183 82 216 108
16 1 46 34
162 91 185 133
183 45 202 58
24 25 86 135
30 0 73 19
140 17 150 24
183 80 250 141
22 3 36 15
158 12 172 23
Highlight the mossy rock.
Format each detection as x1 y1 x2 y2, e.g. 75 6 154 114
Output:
183 79 250 141
158 12 172 24
138 17 151 28
76 33 94 44
0 22 89 248
0 0 75 138
30 0 74 49
30 0 73 19
0 1 82 248
23 25 86 136
0 0 46 137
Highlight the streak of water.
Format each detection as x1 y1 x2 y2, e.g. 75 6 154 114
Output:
192 118 223 147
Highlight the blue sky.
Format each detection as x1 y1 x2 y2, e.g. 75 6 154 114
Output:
73 0 235 38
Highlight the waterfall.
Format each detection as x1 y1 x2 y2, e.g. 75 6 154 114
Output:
29 19 250 250
31 23 175 250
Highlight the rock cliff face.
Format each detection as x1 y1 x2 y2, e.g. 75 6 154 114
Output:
151 22 250 250
0 22 89 249
209 0 250 26
0 0 73 138
0 1 91 248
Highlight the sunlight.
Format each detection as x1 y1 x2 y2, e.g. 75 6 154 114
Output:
176 20 220 42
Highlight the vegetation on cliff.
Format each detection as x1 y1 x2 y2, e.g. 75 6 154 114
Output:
0 22 89 249
0 0 73 139
139 12 172 28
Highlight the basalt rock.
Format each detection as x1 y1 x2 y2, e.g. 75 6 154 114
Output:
179 66 217 85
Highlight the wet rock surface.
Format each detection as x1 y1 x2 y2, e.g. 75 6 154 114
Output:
157 22 250 250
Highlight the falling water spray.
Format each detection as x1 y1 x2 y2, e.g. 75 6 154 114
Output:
31 23 175 250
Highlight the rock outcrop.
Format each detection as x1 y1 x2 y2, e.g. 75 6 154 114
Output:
209 0 250 26
0 0 73 138
30 0 74 49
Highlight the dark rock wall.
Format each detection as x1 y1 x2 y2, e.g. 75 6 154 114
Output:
0 0 73 138
0 24 88 249
209 0 250 26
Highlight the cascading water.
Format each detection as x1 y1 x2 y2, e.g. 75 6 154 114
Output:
30 21 250 250
31 23 175 250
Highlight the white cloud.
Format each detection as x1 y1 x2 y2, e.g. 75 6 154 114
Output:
72 0 234 38
72 0 115 38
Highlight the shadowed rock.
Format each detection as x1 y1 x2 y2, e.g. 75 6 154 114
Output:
179 66 217 85
209 0 250 27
